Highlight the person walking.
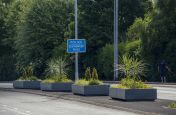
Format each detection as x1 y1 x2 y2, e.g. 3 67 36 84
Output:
158 60 171 83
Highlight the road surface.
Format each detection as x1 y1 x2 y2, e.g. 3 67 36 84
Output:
154 86 176 101
0 90 138 115
0 82 176 101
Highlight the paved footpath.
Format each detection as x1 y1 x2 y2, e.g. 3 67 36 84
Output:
0 82 176 115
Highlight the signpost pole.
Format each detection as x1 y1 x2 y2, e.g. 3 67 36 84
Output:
74 0 79 81
114 0 118 81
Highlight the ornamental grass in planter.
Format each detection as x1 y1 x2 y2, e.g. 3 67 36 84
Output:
109 55 157 101
168 102 176 109
13 65 40 89
72 67 109 96
41 57 72 92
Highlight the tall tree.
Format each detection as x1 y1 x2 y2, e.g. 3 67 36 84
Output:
0 0 17 81
15 0 73 77
142 0 176 82
66 0 152 76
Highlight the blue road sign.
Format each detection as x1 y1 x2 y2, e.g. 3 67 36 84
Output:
67 39 86 53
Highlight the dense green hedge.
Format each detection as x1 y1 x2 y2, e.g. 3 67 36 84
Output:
97 40 141 80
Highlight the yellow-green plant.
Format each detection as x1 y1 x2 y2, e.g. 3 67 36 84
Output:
18 65 38 81
112 55 151 89
119 55 148 80
44 57 71 83
92 68 98 80
23 65 33 79
42 75 71 83
112 78 151 89
85 67 91 80
75 67 102 86
168 102 176 109
75 79 89 86
45 57 68 77
89 79 102 85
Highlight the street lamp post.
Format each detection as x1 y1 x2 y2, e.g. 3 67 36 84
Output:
114 0 118 81
74 0 79 81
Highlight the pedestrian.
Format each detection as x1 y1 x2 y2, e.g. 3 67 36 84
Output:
158 60 171 83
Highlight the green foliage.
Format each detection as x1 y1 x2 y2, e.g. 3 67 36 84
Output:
45 57 68 77
75 67 102 86
75 79 89 86
127 16 152 40
97 40 142 80
42 75 71 83
122 40 142 58
89 79 102 85
118 0 152 38
43 57 71 83
140 0 176 82
97 44 114 80
15 0 73 76
112 56 151 89
0 54 17 81
75 79 102 86
92 68 98 80
5 0 33 46
22 65 33 78
0 0 34 81
85 67 91 80
0 0 17 81
66 0 152 77
84 67 99 80
119 55 148 80
18 76 38 81
111 78 152 89
2 0 176 83
168 102 176 109
18 65 38 81
52 42 68 59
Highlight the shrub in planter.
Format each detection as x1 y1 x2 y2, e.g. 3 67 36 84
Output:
109 55 157 101
168 102 176 109
41 57 72 92
13 65 40 89
72 67 109 96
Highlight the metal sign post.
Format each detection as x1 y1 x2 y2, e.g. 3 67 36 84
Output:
74 0 79 81
114 0 118 81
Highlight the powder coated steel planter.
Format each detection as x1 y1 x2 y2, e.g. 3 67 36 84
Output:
40 82 73 92
13 81 41 89
109 88 157 101
72 84 109 96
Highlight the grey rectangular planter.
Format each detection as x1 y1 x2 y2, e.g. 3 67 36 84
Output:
40 82 73 92
13 81 40 89
72 84 109 96
109 88 157 101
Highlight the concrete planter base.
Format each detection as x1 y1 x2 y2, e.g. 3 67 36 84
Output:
40 82 73 92
13 81 40 89
109 88 157 101
72 84 109 96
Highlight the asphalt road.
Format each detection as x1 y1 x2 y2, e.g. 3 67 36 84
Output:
154 86 176 101
0 82 176 101
0 90 138 115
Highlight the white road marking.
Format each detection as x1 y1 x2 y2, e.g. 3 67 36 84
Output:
157 90 176 94
1 105 32 115
154 87 176 101
1 110 7 112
